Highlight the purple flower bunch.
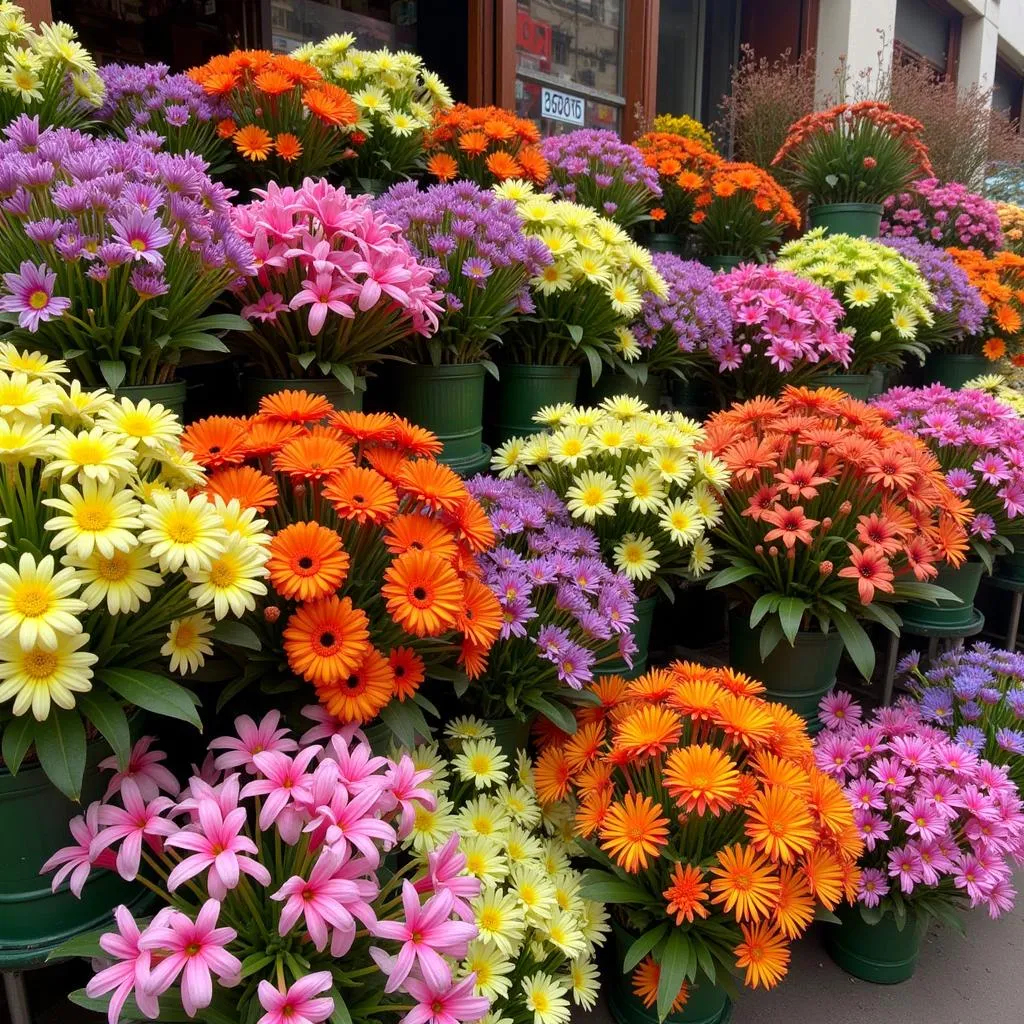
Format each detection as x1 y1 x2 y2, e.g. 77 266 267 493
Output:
710 262 851 399
879 237 987 346
882 178 1004 254
815 694 1024 922
466 473 638 727
873 384 1024 558
96 62 232 171
899 643 1024 791
0 115 254 389
374 180 550 363
541 128 662 228
630 253 731 377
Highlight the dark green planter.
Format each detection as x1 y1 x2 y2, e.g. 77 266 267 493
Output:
386 362 489 475
826 372 884 400
900 560 984 630
671 376 715 421
703 254 742 272
922 353 993 391
728 607 843 731
996 549 1024 583
491 364 580 445
825 904 927 984
0 738 146 968
808 202 883 237
489 716 531 759
647 232 685 255
113 380 187 420
597 596 658 679
583 371 663 409
243 374 365 414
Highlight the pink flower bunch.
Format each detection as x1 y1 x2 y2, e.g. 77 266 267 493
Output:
882 178 1004 255
710 262 851 399
230 178 442 389
815 694 1024 922
43 712 485 1024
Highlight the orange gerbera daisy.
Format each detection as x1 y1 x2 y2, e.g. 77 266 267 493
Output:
282 595 370 686
382 549 463 637
632 958 689 1013
533 744 572 805
663 862 710 925
599 793 670 873
205 466 278 512
384 514 459 561
772 865 816 939
663 743 740 816
614 705 682 759
517 147 550 184
455 576 502 648
800 846 845 910
181 416 248 469
216 118 237 138
323 467 399 525
457 637 488 679
329 410 395 444
713 693 775 749
234 124 274 161
388 646 425 701
427 153 459 182
201 71 239 96
457 131 488 156
717 667 766 697
626 668 677 704
668 675 723 721
734 921 790 989
808 772 860 839
253 69 294 95
363 446 408 483
259 390 334 424
267 522 349 602
709 843 781 922
302 82 358 125
983 337 1008 360
275 132 303 161
574 787 612 839
315 646 393 723
397 459 467 512
744 786 817 864
485 151 522 180
444 497 496 553
562 720 607 773
273 432 355 481
390 418 443 457
994 302 1022 334
751 752 811 795
243 418 305 457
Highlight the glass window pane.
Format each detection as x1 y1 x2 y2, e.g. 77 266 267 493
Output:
894 0 952 71
267 0 417 53
657 0 702 118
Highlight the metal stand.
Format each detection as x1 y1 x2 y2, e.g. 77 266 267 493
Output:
984 574 1024 650
3 971 31 1024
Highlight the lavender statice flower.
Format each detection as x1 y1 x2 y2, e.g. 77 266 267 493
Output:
882 178 1004 255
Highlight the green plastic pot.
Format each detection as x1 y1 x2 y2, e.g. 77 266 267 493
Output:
647 232 685 255
922 353 993 391
996 549 1024 583
825 904 927 984
825 372 884 400
491 364 580 445
582 371 663 409
703 254 742 272
900 560 984 630
0 737 147 968
728 607 843 731
597 596 658 680
489 717 531 760
385 362 489 475
808 202 884 237
113 380 187 420
243 374 365 414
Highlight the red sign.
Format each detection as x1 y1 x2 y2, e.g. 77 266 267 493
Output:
517 11 552 61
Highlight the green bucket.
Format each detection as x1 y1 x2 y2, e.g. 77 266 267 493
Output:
112 380 187 420
728 607 843 731
704 254 742 273
826 373 881 400
922 353 993 391
647 233 686 255
491 364 580 445
900 560 984 630
996 549 1024 583
597 596 658 679
582 371 663 409
825 904 927 984
243 375 365 414
808 202 883 237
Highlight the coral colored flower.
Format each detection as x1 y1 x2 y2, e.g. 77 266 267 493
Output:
234 124 274 161
838 543 894 603
314 645 394 724
761 503 819 549
663 862 710 925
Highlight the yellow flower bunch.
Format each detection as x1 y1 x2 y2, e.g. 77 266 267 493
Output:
295 33 452 186
0 346 269 800
651 112 716 152
492 396 730 593
0 5 104 129
964 372 1024 414
402 720 608 1023
997 201 1024 255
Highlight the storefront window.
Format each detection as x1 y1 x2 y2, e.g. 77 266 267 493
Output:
514 1 625 135
268 0 417 53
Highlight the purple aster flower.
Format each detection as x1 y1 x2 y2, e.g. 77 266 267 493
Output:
130 268 169 299
857 867 889 908
0 261 70 331
109 208 173 265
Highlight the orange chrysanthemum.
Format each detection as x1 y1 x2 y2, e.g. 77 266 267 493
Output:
734 921 790 990
574 787 612 839
259 390 334 424
234 124 274 161
667 675 722 721
205 466 278 512
614 705 682 759
384 514 459 561
382 549 463 637
456 576 502 648
709 843 781 922
744 786 818 864
273 431 355 481
216 117 238 139
303 82 359 126
563 721 607 774
632 958 689 1013
283 595 370 686
390 418 443 457
772 865 816 939
267 522 349 602
323 467 399 525
485 151 522 180
800 846 845 910
396 459 467 512
458 637 489 679
533 744 572 806
599 793 670 873
444 497 496 554
181 416 249 469
388 646 425 702
663 862 710 925
363 446 409 483
243 419 306 458
984 337 1007 360
426 152 459 182
663 743 740 816
275 132 303 161
315 646 393 724
713 692 775 749
329 410 396 444
253 69 295 95
751 752 811 795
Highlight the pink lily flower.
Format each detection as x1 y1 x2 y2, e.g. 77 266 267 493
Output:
327 733 389 794
241 746 320 841
257 972 335 1024
85 905 160 1024
289 272 355 335
91 779 177 880
350 250 414 311
304 784 396 865
209 711 298 774
401 969 489 1024
41 801 116 896
141 900 241 1018
382 755 436 838
413 834 481 923
299 705 364 746
176 773 241 823
372 881 475 992
100 737 179 802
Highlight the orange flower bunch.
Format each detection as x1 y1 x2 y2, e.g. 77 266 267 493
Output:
635 130 722 236
189 49 359 185
424 104 549 186
180 393 501 729
946 248 1024 363
701 386 971 680
541 662 862 1005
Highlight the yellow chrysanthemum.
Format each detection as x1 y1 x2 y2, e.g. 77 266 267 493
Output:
160 613 214 676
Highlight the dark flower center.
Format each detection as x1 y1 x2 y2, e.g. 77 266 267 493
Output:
319 631 336 647
413 586 428 601
298 556 314 569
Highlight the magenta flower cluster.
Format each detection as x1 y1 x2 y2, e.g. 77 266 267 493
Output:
882 178 1004 254
44 714 486 1024
815 694 1024 919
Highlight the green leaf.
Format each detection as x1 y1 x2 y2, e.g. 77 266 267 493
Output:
707 564 758 589
579 869 656 905
99 360 127 392
34 709 87 801
759 615 784 661
216 673 253 713
814 905 842 925
174 332 230 353
481 358 500 381
380 698 430 748
212 620 262 651
623 924 668 972
859 904 884 926
567 324 584 344
99 667 202 730
49 925 109 961
191 313 253 333
330 363 356 392
240 952 275 979
832 610 875 680
524 693 577 735
657 930 690 1021
1 714 34 775
453 672 469 698
582 344 603 385
76 690 132 771
296 350 317 370
778 597 806 646
749 593 778 627
693 938 716 984
654 574 676 602
860 600 901 635
69 990 191 1021
329 990 353 1024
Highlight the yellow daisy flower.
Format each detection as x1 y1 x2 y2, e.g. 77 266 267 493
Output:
138 491 227 573
43 479 143 560
0 552 86 650
186 536 268 620
0 630 96 720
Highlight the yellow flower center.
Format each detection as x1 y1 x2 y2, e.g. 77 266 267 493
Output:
208 558 238 588
479 908 501 930
68 438 108 465
472 816 493 835
165 513 198 544
581 487 603 507
532 992 551 1013
28 289 49 310
119 413 154 437
469 753 492 774
13 584 50 617
24 649 58 678
76 501 113 532
96 553 131 581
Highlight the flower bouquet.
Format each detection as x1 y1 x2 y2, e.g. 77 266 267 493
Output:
945 248 1024 365
297 36 453 192
186 400 501 741
901 643 1024 790
463 475 638 731
0 350 270 799
425 105 548 187
540 129 662 229
0 8 104 130
873 384 1024 569
881 179 1003 255
650 114 716 152
996 202 1024 255
776 229 937 371
229 179 440 400
46 715 488 1024
188 50 360 187
543 663 862 1015
701 387 970 681
815 696 1024 979
96 63 233 173
0 117 254 392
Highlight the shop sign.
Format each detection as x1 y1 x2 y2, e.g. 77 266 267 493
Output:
540 87 585 125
